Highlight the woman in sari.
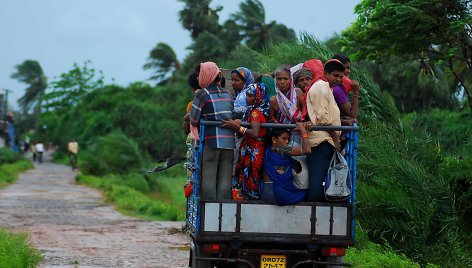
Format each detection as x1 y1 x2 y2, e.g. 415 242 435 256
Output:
223 83 270 200
231 67 255 119
269 65 303 124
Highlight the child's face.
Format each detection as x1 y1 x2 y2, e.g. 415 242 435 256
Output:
246 92 256 106
272 132 290 147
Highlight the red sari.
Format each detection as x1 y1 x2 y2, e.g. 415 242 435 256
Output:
232 110 267 200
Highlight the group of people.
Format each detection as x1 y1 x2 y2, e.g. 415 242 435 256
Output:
183 54 359 206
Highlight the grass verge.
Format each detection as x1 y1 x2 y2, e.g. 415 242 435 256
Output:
345 226 438 268
0 160 34 189
76 171 185 221
0 227 42 267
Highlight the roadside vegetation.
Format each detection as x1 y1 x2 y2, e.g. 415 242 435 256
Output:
7 0 471 266
0 149 40 266
0 229 42 268
0 148 33 188
76 166 186 221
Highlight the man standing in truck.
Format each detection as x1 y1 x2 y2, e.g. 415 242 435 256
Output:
190 61 235 200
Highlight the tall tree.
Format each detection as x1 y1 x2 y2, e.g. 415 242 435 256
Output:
341 0 472 111
42 61 104 111
232 0 296 51
143 42 181 82
178 0 222 38
11 60 48 114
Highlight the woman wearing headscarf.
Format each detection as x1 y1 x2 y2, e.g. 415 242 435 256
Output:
269 65 304 124
222 83 270 200
269 65 304 145
293 68 313 93
231 67 255 119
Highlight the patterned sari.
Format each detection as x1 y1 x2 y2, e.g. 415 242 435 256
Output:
232 83 270 200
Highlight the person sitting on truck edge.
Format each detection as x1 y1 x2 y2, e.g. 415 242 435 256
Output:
304 59 343 202
261 122 312 206
222 83 269 200
190 62 235 200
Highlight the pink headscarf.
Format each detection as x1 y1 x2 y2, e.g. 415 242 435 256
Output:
198 62 220 89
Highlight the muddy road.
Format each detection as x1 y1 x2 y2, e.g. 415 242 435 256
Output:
0 153 190 268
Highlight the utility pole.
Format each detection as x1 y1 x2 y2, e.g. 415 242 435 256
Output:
1 89 11 126
1 89 12 148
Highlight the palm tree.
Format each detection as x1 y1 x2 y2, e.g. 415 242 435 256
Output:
143 42 181 82
178 0 222 38
11 60 48 114
232 0 296 51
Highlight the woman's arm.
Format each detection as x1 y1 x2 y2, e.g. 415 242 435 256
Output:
182 113 190 135
221 114 261 139
350 80 360 119
269 96 279 122
290 122 312 155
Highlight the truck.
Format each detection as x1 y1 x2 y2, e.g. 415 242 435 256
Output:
186 121 359 268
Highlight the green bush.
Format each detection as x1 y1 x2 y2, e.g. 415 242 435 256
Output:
119 173 150 195
0 160 34 187
355 119 471 266
76 173 184 221
0 228 42 267
79 132 143 175
78 151 109 176
0 148 20 164
404 110 472 156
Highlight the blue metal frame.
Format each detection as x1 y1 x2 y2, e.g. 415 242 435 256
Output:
345 123 359 240
186 120 359 240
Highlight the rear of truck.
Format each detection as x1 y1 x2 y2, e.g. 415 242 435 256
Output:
186 122 359 268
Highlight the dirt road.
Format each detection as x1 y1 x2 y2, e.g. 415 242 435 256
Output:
0 153 190 268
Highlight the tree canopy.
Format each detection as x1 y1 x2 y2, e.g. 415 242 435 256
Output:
143 42 181 83
11 60 48 114
341 0 472 110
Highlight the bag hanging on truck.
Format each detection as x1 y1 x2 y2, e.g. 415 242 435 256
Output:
324 151 351 201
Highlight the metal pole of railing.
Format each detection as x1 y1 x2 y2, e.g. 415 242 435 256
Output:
200 120 359 132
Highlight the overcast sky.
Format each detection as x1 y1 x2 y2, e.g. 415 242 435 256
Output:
0 0 359 108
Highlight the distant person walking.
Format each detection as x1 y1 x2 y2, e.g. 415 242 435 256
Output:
35 142 44 163
67 139 79 170
31 141 37 162
23 135 30 154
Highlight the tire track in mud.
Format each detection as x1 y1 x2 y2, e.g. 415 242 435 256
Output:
0 154 189 268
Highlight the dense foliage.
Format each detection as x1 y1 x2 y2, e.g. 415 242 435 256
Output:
0 158 33 188
340 0 472 111
39 74 192 163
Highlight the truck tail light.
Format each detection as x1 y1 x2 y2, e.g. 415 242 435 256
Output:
321 247 346 257
202 243 228 254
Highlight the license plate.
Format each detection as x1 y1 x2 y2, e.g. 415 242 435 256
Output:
260 254 286 268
